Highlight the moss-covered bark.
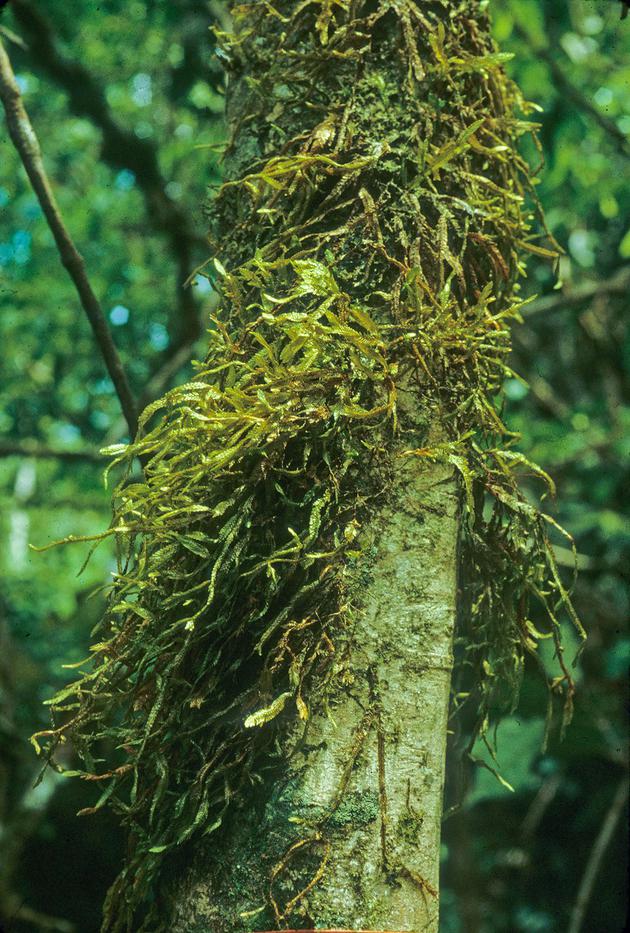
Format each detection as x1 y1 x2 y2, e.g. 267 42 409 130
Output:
163 2 507 929
35 3 584 931
167 443 458 931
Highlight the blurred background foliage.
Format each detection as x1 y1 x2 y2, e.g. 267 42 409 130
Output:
0 0 627 930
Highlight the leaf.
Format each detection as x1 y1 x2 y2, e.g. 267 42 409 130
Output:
292 259 340 298
296 695 309 721
515 239 559 259
428 119 484 175
244 691 292 728
307 492 330 541
100 443 129 457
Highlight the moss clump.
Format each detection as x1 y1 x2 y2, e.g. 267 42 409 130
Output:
328 789 380 829
33 2 583 929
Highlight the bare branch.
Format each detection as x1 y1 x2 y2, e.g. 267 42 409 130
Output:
10 0 205 348
103 333 202 446
514 23 630 158
568 777 629 933
520 772 562 840
5 902 75 933
0 38 138 438
523 266 630 318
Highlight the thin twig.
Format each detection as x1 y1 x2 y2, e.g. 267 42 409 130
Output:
0 37 138 438
514 23 630 158
4 900 75 932
520 771 562 840
568 776 629 933
10 0 205 348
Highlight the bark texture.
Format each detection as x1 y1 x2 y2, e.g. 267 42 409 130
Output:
163 0 513 928
168 451 458 931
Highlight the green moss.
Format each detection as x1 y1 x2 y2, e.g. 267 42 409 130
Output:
328 789 380 829
33 2 583 929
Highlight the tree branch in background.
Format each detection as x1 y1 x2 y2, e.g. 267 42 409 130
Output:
523 266 630 318
0 38 138 438
100 339 198 445
10 0 206 349
514 23 630 158
103 290 219 445
568 777 629 933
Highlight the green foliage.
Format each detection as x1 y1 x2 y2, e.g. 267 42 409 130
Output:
441 2 630 930
27 3 584 928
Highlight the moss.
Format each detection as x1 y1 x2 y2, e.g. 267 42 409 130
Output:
397 812 425 847
33 2 583 929
328 789 380 829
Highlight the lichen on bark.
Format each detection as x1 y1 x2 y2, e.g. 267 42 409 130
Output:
33 2 584 931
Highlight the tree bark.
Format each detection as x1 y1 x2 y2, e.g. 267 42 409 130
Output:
51 1 534 929
168 450 458 931
165 5 465 926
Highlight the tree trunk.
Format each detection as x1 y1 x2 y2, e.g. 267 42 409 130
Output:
165 1 497 929
39 1 535 929
168 450 458 931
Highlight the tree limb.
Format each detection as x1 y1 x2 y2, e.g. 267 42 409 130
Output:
514 23 630 158
10 0 205 348
568 777 629 933
0 38 138 438
515 23 630 156
104 290 219 444
523 266 630 318
542 50 630 157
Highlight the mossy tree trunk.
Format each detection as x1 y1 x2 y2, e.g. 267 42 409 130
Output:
168 451 458 931
40 3 548 932
164 2 511 931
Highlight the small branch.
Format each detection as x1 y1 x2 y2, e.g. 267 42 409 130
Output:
514 23 630 158
520 772 562 840
523 267 630 318
6 902 75 932
0 440 102 462
0 38 138 438
103 330 205 445
568 777 629 933
140 338 201 409
10 0 205 348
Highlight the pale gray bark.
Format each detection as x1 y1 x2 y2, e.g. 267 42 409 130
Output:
168 435 458 932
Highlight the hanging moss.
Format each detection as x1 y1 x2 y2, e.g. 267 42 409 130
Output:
32 2 583 929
